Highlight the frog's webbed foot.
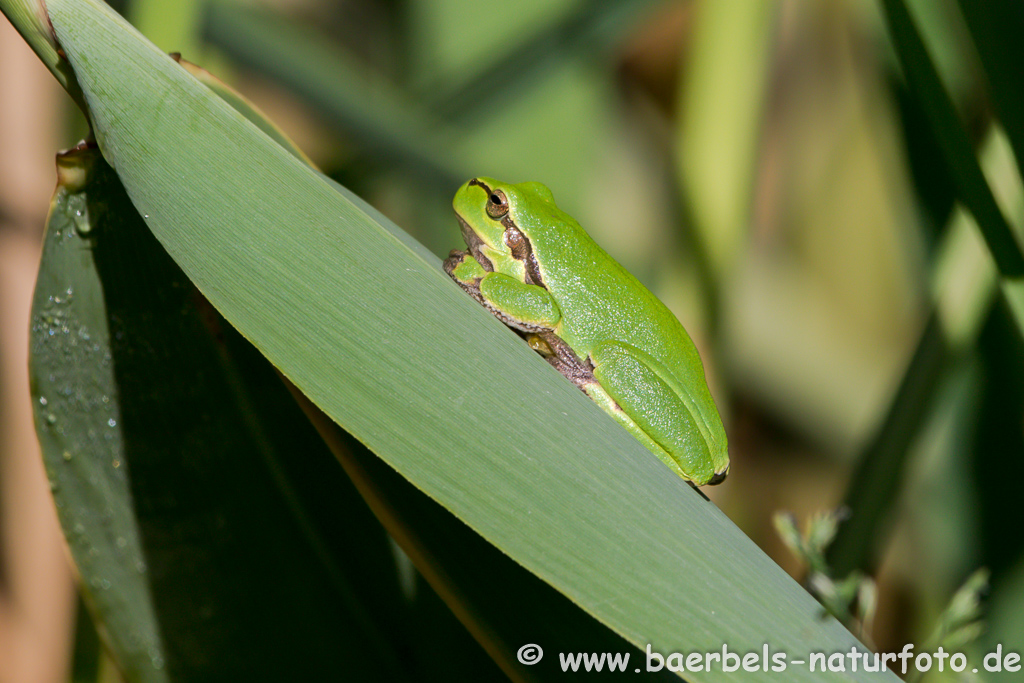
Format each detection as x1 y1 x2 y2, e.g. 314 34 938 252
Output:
443 249 470 278
444 250 488 302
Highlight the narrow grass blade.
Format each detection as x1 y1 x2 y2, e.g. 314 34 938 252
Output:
829 125 1024 575
676 0 776 281
956 1 1024 187
880 0 1024 278
826 311 950 576
0 0 86 111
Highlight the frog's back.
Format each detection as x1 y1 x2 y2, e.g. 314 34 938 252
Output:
512 193 693 362
515 189 727 464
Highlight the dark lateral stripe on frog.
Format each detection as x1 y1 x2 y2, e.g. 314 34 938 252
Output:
454 215 494 272
500 219 530 260
467 177 492 192
468 178 547 288
499 216 546 288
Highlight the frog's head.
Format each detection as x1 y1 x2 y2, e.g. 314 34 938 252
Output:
453 177 555 285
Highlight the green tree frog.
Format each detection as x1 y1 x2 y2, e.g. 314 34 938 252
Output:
444 178 729 486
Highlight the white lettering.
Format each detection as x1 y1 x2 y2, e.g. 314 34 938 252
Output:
985 644 1003 672
898 644 915 674
645 644 663 672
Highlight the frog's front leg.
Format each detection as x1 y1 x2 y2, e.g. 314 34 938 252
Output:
444 250 561 332
587 341 719 486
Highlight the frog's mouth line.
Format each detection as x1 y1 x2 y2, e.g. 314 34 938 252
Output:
455 213 494 272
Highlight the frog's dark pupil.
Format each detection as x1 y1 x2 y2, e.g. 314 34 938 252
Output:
490 194 502 205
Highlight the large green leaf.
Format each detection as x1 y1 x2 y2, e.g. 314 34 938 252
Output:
34 141 649 683
19 0 896 679
178 60 684 682
297 395 682 682
31 144 440 681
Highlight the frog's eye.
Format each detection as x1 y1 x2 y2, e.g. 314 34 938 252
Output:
486 189 509 219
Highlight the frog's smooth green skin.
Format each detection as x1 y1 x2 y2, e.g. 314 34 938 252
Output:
444 178 729 486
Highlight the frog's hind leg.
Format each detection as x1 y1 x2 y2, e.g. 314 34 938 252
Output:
587 341 715 486
529 331 597 390
583 380 691 481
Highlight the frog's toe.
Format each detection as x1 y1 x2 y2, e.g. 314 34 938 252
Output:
707 468 728 486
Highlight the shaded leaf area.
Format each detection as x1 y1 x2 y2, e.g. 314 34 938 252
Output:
29 146 503 682
32 146 168 683
960 297 1024 683
294 390 683 683
985 553 1024 682
888 72 956 247
69 592 102 683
